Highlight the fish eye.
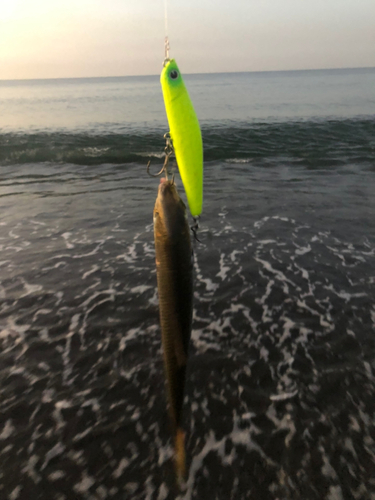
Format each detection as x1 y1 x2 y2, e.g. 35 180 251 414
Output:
170 70 179 80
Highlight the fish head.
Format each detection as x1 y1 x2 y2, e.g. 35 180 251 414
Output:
155 178 183 216
160 59 186 101
154 179 188 240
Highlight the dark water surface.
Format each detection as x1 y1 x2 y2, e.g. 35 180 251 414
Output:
0 68 375 499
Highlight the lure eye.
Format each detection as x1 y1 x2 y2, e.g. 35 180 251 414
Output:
170 70 179 80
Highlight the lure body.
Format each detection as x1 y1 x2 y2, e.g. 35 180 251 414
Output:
160 59 203 217
153 179 193 481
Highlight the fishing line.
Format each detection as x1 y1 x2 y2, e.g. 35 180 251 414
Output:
164 0 170 60
164 0 168 38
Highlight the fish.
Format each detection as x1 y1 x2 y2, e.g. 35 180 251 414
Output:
153 178 194 482
160 58 203 218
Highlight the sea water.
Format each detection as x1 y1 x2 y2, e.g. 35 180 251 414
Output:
0 67 375 499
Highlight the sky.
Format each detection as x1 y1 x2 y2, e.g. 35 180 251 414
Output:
1 0 374 80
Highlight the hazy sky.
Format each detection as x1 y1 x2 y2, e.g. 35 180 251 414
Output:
1 0 374 80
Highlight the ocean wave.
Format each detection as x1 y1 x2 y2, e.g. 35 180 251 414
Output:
225 158 253 164
1 117 374 167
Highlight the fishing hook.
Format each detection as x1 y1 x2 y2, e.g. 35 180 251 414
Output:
162 132 174 180
147 161 165 178
147 132 174 180
190 216 202 243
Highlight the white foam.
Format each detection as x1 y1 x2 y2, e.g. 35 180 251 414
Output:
79 289 115 308
254 216 269 229
82 265 100 279
82 146 109 156
241 307 259 334
266 405 296 448
327 485 344 500
73 237 114 258
41 442 65 470
21 454 41 484
119 327 145 351
21 282 43 297
225 158 252 164
255 257 297 293
278 316 296 344
9 486 22 500
156 483 169 500
73 472 95 494
296 299 334 331
259 239 277 245
69 314 80 331
116 243 138 263
272 216 295 223
32 309 52 321
294 244 311 256
148 288 158 306
269 389 298 401
0 317 29 341
216 253 230 281
30 220 46 226
293 262 310 282
112 458 130 479
323 284 367 302
144 476 155 500
136 152 165 159
8 230 20 239
348 416 361 432
52 403 70 430
255 278 275 323
81 398 100 412
62 232 74 249
190 327 221 353
182 421 277 499
130 285 153 294
200 278 219 293
229 250 243 262
55 400 72 410
0 419 15 440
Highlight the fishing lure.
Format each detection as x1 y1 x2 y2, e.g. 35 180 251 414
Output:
160 56 203 218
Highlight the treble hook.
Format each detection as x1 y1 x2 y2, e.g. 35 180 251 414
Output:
190 216 202 243
147 161 166 178
147 132 174 179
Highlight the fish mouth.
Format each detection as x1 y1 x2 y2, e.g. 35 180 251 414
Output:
154 179 188 241
156 179 185 217
158 178 175 197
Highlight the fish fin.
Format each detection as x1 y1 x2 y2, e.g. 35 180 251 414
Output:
174 427 186 487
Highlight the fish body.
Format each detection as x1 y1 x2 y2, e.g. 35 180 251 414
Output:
153 179 193 481
160 59 203 217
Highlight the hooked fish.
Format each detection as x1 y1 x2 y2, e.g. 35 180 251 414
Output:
160 58 203 218
153 178 193 482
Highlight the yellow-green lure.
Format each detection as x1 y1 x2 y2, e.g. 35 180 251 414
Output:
160 58 203 217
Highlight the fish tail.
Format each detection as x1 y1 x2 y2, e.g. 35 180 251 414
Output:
174 427 186 485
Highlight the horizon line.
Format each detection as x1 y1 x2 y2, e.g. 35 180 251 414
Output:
1 65 374 83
